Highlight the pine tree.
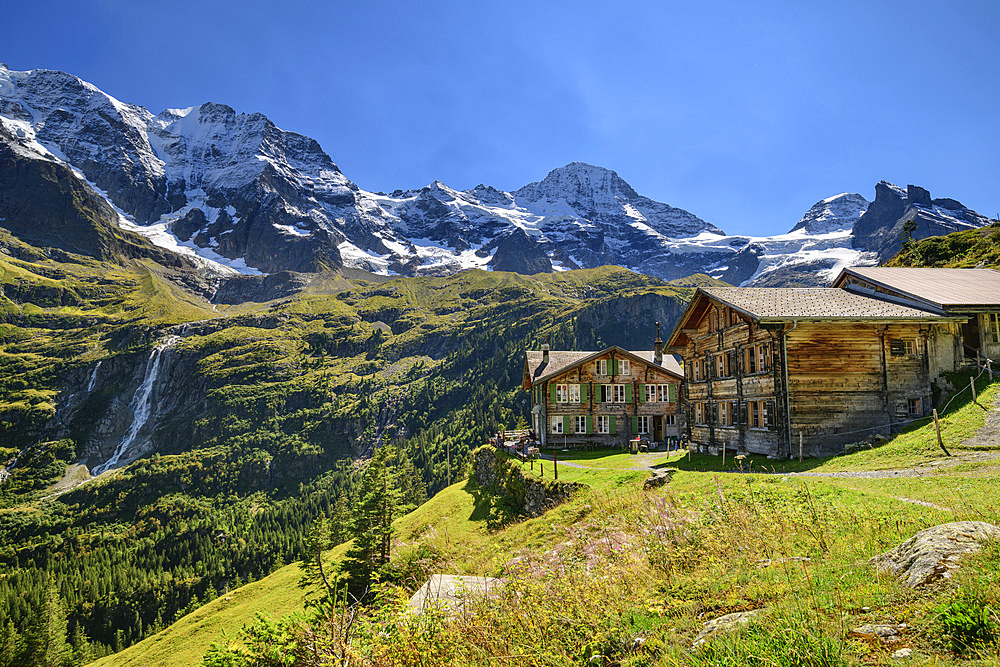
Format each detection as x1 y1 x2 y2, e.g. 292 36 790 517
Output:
340 444 401 597
25 580 73 667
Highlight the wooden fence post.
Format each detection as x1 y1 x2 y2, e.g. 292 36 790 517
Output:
554 450 558 481
799 431 803 463
932 409 951 456
971 376 978 404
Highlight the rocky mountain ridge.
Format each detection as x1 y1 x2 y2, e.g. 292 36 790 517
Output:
0 65 992 288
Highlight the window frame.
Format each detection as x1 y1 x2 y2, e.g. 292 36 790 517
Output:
556 384 568 403
574 415 587 433
568 384 581 403
550 416 564 434
596 359 609 375
638 415 651 434
597 415 610 434
619 359 630 376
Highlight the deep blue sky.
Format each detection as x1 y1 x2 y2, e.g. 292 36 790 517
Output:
6 0 999 235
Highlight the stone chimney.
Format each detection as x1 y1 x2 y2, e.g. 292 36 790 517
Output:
654 321 663 364
542 336 550 364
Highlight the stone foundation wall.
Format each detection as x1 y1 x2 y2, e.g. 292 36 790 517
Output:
472 446 583 517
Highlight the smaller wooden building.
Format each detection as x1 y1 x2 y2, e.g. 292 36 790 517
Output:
523 333 684 449
833 267 1000 364
666 286 963 458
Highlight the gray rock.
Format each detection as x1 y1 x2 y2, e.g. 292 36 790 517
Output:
870 521 1000 588
408 574 504 614
892 648 913 659
643 468 675 490
691 608 765 648
487 227 552 274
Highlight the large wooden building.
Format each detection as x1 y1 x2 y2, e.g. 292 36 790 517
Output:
523 335 684 449
665 286 964 458
833 267 1000 364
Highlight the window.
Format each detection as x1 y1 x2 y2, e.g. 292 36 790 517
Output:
556 384 568 403
989 314 1000 344
665 414 676 426
908 398 921 415
596 359 608 375
890 340 917 356
601 384 625 403
638 416 651 434
645 384 674 402
568 384 581 403
597 415 610 433
757 344 769 371
745 346 757 374
695 402 705 424
550 416 563 434
619 359 630 376
750 401 761 428
575 416 587 433
716 354 726 378
693 359 702 381
719 401 730 426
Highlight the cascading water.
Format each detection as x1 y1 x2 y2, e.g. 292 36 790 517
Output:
92 336 180 475
86 360 102 392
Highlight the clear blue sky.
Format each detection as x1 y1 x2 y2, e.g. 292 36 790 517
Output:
5 0 999 235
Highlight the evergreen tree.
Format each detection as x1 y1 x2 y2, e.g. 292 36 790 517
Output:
25 580 73 667
340 445 401 597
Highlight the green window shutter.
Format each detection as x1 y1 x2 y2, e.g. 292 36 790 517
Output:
549 383 557 404
625 383 633 404
580 383 588 403
637 383 646 403
562 416 571 434
609 415 617 435
586 415 593 434
611 358 618 376
631 415 639 435
669 384 677 403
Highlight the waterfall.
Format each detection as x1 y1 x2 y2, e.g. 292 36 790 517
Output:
86 360 102 393
93 336 180 475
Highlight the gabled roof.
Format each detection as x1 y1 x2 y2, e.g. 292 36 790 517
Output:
666 286 952 348
833 267 1000 310
524 345 683 386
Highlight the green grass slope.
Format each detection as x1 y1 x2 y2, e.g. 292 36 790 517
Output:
889 221 1000 268
117 380 1000 666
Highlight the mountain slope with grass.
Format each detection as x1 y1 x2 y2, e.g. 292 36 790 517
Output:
111 374 1000 666
0 213 696 662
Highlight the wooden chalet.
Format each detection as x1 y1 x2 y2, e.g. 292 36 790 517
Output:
833 267 1000 364
523 330 684 449
666 286 964 458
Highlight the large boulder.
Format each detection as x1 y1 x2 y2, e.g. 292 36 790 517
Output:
870 521 1000 588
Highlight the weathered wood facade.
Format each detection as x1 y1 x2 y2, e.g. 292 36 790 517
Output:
667 287 963 458
523 341 684 449
834 267 1000 364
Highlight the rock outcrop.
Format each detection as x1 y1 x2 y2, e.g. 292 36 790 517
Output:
870 521 1000 588
852 182 991 261
472 446 583 518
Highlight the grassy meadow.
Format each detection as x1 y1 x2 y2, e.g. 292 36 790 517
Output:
112 380 1000 666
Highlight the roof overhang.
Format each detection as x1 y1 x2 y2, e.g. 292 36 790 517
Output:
529 345 683 385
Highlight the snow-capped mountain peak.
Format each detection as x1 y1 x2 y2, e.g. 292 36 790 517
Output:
0 66 992 286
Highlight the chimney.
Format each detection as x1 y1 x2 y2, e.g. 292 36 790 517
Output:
542 335 550 364
654 321 663 364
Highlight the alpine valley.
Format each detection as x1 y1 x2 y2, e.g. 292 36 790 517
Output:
1 65 998 666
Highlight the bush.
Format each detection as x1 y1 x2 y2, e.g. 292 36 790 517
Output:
937 589 999 656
